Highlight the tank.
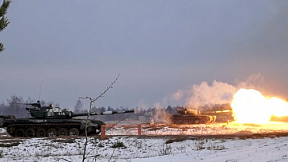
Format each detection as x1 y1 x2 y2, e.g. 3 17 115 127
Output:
0 101 134 137
171 107 216 124
201 110 234 123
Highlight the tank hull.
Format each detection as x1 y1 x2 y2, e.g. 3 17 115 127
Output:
171 115 216 124
1 118 105 137
0 101 134 137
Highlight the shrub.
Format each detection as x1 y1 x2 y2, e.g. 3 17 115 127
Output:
111 141 126 148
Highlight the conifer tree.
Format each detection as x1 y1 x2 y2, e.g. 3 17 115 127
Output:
0 0 11 52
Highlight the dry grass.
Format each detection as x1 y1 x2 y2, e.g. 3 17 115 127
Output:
165 137 187 144
0 139 22 147
52 138 76 143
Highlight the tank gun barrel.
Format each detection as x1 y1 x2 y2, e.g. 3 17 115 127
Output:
25 107 36 111
15 101 42 108
71 110 134 117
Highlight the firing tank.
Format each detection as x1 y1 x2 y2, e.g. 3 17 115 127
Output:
0 101 134 137
171 107 216 124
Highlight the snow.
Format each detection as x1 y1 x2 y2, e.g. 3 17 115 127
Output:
0 123 288 162
0 135 287 162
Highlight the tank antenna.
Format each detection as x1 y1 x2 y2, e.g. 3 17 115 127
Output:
38 80 42 100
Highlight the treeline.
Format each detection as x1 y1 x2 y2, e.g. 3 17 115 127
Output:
0 95 59 118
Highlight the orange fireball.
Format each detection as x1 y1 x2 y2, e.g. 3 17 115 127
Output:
231 88 288 124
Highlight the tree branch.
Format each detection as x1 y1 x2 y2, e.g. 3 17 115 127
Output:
79 74 120 162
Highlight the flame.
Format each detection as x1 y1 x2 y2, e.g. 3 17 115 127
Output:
231 88 288 124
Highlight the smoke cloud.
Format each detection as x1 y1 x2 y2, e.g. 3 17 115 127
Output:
186 80 237 109
152 103 172 124
160 74 265 111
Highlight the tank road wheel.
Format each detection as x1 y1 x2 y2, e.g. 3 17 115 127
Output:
183 120 189 124
47 128 57 137
26 128 35 137
15 129 25 137
69 128 79 136
36 128 46 137
194 120 200 124
210 116 216 123
58 128 68 136
6 125 15 135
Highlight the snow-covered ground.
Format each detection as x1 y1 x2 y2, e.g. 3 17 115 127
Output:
0 134 288 161
0 122 288 162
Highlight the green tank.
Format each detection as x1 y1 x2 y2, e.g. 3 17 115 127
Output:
0 101 134 137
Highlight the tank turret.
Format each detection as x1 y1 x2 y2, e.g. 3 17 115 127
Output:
175 107 200 116
0 101 134 137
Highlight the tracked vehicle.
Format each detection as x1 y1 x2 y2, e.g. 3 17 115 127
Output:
0 101 134 137
171 107 216 124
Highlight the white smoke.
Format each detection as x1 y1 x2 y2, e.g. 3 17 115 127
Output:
152 102 172 124
160 74 265 111
186 80 237 109
160 89 184 107
172 89 184 101
235 73 264 92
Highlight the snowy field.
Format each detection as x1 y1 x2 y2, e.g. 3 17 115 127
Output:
0 122 288 162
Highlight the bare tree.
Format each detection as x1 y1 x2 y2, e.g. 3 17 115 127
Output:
0 0 11 53
79 74 119 162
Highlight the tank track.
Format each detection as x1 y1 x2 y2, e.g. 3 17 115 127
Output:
172 115 216 124
6 122 100 137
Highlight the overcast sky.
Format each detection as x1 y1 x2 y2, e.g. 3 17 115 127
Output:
1 1 288 110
